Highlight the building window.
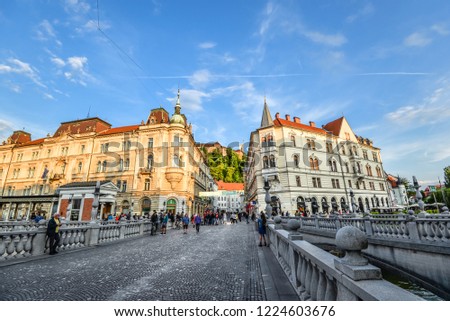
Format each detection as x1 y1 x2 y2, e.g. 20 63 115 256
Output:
352 146 358 156
366 165 373 176
269 155 276 167
263 156 269 169
312 177 322 188
376 167 382 178
307 139 316 150
122 180 127 192
369 182 375 190
372 152 378 162
340 146 346 155
123 140 131 151
78 162 82 173
332 179 340 189
173 135 180 147
379 183 385 191
81 145 85 154
148 138 154 149
102 161 107 172
144 179 150 191
119 158 124 171
329 159 337 172
326 142 333 153
293 155 299 167
124 158 130 170
290 135 296 147
362 181 366 189
116 180 122 190
345 162 349 173
363 150 368 160
148 154 154 169
348 180 352 188
296 176 301 187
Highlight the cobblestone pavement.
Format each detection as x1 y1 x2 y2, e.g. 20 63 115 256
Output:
0 222 266 301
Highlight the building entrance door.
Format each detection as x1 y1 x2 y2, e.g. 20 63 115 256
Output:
167 199 177 214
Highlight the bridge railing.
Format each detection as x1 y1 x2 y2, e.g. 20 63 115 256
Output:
267 223 422 301
0 219 154 261
280 215 450 245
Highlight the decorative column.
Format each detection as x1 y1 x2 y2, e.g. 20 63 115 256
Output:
413 176 427 218
91 181 100 222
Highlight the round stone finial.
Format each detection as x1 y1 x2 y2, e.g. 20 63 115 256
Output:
287 219 300 231
407 210 415 216
336 226 368 251
442 206 449 213
335 226 369 266
274 216 282 224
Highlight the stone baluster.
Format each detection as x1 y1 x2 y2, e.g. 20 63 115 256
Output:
31 221 47 256
24 233 33 256
298 255 307 295
303 260 312 300
0 235 6 260
119 221 126 240
324 276 337 301
310 264 319 300
316 270 327 301
6 236 14 258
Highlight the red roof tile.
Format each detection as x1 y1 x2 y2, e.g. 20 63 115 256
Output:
273 118 328 135
19 138 45 147
216 181 244 191
98 125 140 136
322 117 344 136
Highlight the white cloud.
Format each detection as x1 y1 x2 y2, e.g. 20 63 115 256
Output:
346 3 374 23
168 89 210 112
64 0 90 14
404 32 432 47
189 69 212 88
50 56 93 86
386 78 450 126
198 42 217 49
303 31 347 47
51 57 66 67
431 23 450 36
0 58 45 88
43 93 56 100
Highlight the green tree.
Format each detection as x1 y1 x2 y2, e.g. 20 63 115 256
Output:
444 166 450 188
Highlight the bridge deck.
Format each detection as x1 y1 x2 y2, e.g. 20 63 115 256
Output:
0 222 298 301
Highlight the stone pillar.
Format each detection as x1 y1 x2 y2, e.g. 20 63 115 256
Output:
86 221 100 246
139 221 144 235
31 220 48 256
119 221 126 239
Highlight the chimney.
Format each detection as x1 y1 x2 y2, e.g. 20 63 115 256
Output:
285 114 291 121
293 117 301 124
309 121 316 127
275 112 280 119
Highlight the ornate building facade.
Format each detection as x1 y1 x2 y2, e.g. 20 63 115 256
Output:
0 92 214 221
245 100 392 215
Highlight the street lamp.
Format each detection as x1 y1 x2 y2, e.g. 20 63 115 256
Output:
66 195 72 220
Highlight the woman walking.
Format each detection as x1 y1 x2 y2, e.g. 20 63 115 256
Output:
257 212 268 247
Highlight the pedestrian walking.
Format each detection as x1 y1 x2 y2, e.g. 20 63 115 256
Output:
161 213 168 234
182 214 190 234
257 212 268 247
194 214 202 233
47 213 62 255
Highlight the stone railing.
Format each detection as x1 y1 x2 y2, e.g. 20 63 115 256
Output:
280 215 450 244
0 219 154 261
267 220 422 301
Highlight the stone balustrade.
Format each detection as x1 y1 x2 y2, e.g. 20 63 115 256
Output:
280 215 450 244
267 223 423 301
0 219 154 260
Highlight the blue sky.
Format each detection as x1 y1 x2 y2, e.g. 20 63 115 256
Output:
1 0 450 186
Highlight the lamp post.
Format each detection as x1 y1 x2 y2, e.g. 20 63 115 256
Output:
130 200 134 219
413 176 426 217
263 176 272 219
182 200 185 214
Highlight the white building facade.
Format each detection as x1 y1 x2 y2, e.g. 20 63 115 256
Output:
245 101 392 215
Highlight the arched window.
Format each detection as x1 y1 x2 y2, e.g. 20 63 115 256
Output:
366 165 373 176
357 163 362 174
263 156 269 169
313 158 320 170
102 161 107 172
293 155 299 167
267 134 273 142
345 162 349 173
290 135 296 147
148 154 154 169
144 179 150 191
96 161 101 173
269 154 276 167
340 198 347 211
309 157 314 170
124 158 130 170
376 167 382 177
78 162 82 173
296 176 301 186
119 158 124 171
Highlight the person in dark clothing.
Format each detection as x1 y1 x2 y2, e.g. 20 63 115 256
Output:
47 213 62 255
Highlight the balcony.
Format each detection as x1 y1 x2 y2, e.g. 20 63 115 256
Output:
49 173 65 182
165 167 184 189
139 167 154 177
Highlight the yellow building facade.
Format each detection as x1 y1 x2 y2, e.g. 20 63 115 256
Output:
0 93 213 221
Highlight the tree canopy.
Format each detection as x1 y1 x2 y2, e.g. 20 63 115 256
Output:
205 148 246 183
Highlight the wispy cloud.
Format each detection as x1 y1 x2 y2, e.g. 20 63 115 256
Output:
431 23 450 36
64 0 91 14
35 20 62 46
0 58 45 88
198 42 217 49
346 3 374 23
50 55 94 86
189 69 212 88
386 77 450 126
303 31 347 47
404 32 432 47
167 89 210 112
